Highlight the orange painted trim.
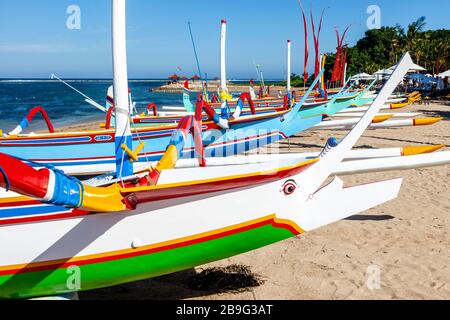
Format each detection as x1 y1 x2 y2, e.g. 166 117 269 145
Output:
0 214 303 274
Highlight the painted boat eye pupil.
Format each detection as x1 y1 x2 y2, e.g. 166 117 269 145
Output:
282 182 297 195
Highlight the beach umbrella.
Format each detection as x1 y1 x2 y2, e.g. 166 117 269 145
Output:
406 73 437 84
387 63 426 73
191 75 201 80
351 73 372 80
168 74 180 80
373 69 392 80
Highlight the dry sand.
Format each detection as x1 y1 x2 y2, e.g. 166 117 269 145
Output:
80 101 449 300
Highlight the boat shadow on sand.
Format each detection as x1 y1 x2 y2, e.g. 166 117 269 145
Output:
80 265 264 300
345 214 395 221
418 107 450 121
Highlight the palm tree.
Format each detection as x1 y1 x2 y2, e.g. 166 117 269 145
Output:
407 16 426 40
406 17 427 62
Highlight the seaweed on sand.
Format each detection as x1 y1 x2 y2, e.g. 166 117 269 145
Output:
187 264 265 293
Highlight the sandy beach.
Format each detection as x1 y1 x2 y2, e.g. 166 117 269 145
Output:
80 101 449 300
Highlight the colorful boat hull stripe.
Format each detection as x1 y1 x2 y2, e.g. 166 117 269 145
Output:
0 111 286 147
0 215 302 298
20 131 287 167
0 204 69 219
0 157 317 226
0 214 303 277
0 136 93 146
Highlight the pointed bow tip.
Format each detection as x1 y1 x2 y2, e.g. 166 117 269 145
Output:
413 117 443 126
372 114 394 123
402 144 446 156
390 102 409 109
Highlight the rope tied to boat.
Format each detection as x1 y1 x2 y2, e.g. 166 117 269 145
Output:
46 169 85 208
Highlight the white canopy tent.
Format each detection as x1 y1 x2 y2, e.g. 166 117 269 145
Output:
373 69 393 80
350 73 375 82
438 70 450 78
351 73 373 80
387 63 426 73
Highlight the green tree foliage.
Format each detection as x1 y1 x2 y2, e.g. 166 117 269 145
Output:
328 17 450 79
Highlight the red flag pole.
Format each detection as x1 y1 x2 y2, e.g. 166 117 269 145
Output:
298 1 309 88
331 29 342 83
310 8 325 89
331 24 351 86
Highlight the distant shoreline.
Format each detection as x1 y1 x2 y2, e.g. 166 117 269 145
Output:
0 78 285 82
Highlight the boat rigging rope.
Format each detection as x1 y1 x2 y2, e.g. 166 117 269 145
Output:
0 165 10 192
130 114 151 167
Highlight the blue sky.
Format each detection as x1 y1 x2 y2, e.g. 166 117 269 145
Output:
0 0 449 79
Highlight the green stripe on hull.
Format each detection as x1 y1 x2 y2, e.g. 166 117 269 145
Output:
0 223 295 299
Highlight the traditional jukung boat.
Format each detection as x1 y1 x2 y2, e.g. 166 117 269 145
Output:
0 22 348 177
0 77 323 176
0 46 447 298
0 0 448 298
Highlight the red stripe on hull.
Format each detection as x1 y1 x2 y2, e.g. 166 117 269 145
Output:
0 217 296 276
0 209 90 226
127 162 315 205
0 200 41 208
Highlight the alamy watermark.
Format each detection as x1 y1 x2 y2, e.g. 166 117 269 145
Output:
366 264 381 290
66 5 81 30
366 5 381 30
66 265 81 291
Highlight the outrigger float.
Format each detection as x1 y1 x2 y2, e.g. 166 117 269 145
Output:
0 0 449 299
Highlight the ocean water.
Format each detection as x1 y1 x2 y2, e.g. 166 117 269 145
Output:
0 80 183 133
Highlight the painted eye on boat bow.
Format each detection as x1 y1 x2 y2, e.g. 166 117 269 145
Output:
281 180 297 195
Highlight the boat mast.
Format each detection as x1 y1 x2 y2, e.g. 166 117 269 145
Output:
220 19 229 97
112 0 133 178
343 62 348 85
287 40 292 96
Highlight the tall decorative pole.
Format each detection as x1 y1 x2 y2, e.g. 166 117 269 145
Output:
112 0 133 178
311 8 325 89
220 19 229 100
298 1 309 89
